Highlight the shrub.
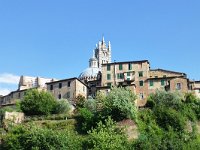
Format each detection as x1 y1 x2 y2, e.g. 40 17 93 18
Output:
75 95 86 109
53 99 71 114
147 90 184 110
2 123 83 150
77 108 95 133
84 98 97 112
20 89 57 115
103 86 137 121
85 117 129 150
154 107 186 131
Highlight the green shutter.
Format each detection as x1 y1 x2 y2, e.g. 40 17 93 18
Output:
139 71 143 77
107 83 112 87
107 74 111 80
127 72 131 76
139 81 144 86
161 79 165 86
107 64 110 71
120 73 124 79
117 73 120 79
128 63 132 70
150 80 154 86
119 64 123 70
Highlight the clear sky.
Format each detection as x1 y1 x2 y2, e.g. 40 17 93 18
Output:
0 0 200 95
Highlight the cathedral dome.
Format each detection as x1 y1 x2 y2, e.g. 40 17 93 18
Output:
79 67 100 80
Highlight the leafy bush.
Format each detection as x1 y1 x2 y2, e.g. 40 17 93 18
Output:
75 94 86 109
147 90 184 110
77 108 95 133
85 117 129 150
53 99 71 114
2 123 83 150
84 98 97 112
20 89 57 115
103 86 137 121
154 107 186 131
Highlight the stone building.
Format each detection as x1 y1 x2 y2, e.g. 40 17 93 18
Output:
18 76 55 90
0 76 56 107
79 37 111 82
99 61 190 106
189 81 200 98
0 37 199 108
46 77 87 104
94 36 111 69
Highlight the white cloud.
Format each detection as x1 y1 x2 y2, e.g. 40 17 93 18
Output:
0 88 11 96
0 73 20 84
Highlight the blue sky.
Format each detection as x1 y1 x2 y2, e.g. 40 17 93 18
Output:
0 0 200 95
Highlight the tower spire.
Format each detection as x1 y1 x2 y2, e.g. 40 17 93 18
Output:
93 49 95 58
102 36 105 44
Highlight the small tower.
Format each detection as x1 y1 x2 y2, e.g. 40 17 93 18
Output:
94 36 111 69
89 50 98 68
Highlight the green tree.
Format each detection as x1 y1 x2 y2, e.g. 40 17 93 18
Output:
53 99 71 114
75 94 86 109
2 123 83 150
86 117 129 150
20 89 56 115
103 86 137 121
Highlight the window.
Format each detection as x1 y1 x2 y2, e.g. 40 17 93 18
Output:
107 83 112 87
18 93 21 99
58 94 61 99
50 85 53 90
68 81 71 87
161 79 165 86
117 73 124 79
128 63 132 70
67 92 70 98
163 75 167 78
59 83 62 89
176 83 181 90
127 72 131 76
83 86 85 92
139 93 144 100
139 71 143 77
139 81 144 86
199 89 200 93
149 80 154 86
119 64 123 70
107 64 111 71
107 74 111 80
155 76 158 78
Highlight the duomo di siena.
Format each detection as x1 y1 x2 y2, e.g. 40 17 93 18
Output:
1 37 200 107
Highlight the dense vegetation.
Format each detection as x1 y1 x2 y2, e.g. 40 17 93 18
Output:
20 89 71 115
1 88 200 150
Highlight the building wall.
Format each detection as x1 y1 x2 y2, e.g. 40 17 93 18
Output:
101 61 150 106
148 79 166 94
193 82 200 98
47 78 87 103
19 76 55 90
0 90 26 106
168 78 188 93
149 70 185 78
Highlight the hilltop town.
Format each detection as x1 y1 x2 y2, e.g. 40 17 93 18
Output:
1 37 200 107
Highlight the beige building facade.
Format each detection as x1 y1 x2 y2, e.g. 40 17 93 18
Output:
0 37 199 108
18 76 56 90
0 76 57 107
190 81 200 98
99 61 190 106
46 78 87 104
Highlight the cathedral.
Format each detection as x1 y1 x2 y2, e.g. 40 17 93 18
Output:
79 37 111 82
1 37 200 107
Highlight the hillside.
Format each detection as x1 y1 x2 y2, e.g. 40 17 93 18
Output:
1 87 200 150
